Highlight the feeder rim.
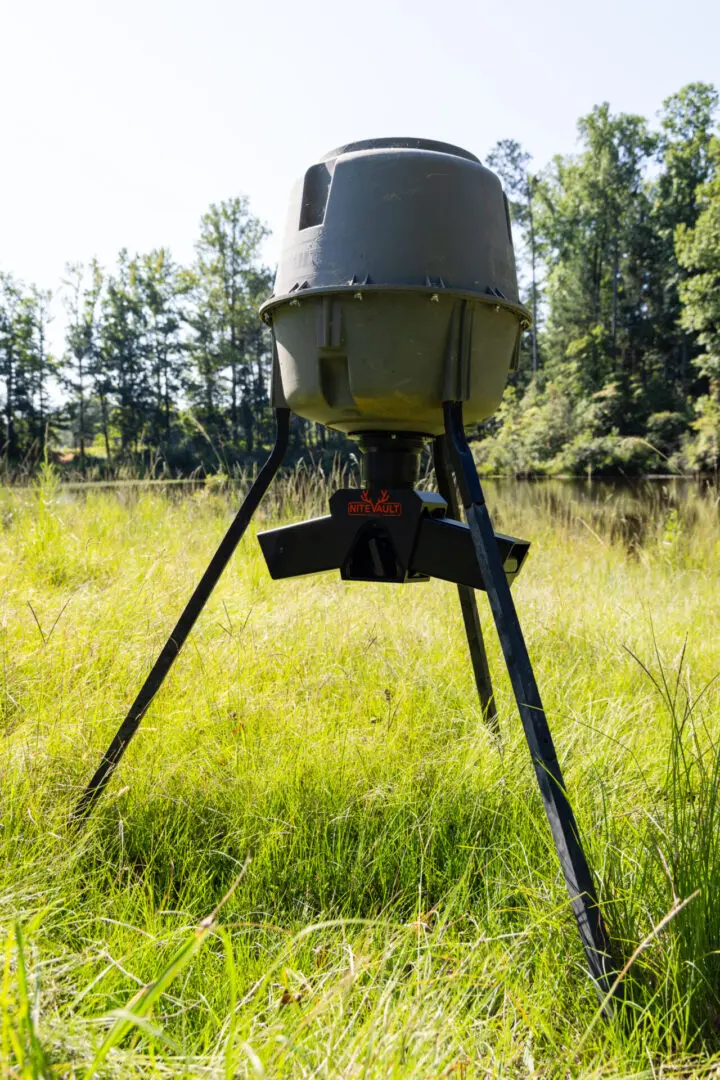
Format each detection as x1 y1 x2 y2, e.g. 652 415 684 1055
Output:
260 283 532 327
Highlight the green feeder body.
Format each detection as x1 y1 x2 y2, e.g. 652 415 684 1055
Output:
260 137 530 436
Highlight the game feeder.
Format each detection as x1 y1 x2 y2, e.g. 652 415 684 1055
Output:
74 138 615 995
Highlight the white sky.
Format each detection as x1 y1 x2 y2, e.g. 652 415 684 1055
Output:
1 0 719 319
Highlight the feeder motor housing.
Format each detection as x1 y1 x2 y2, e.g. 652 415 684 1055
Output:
260 137 531 436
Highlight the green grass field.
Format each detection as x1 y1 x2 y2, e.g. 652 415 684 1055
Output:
3 468 720 1077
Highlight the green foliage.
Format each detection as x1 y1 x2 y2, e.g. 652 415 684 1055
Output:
1 274 57 463
188 197 273 453
476 379 664 476
478 84 720 475
677 138 720 386
676 394 720 474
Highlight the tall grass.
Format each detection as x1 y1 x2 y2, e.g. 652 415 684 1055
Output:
2 471 720 1076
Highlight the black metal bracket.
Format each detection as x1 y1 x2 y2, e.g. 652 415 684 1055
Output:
257 487 529 590
443 400 617 998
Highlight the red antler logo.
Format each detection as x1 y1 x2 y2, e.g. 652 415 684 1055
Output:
348 490 402 516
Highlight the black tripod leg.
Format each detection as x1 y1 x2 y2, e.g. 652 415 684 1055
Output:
432 436 498 732
71 408 291 826
443 401 616 996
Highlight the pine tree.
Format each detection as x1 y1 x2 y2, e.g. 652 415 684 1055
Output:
192 198 270 452
137 249 188 450
677 137 720 389
486 140 541 376
0 273 23 461
63 261 103 469
0 275 56 462
539 105 655 404
99 251 150 456
653 83 719 390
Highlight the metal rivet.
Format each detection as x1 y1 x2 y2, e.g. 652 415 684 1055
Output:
430 294 439 303
353 292 363 300
289 299 300 307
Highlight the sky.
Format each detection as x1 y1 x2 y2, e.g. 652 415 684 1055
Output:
1 0 719 320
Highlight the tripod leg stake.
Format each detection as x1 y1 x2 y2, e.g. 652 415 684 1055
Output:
443 401 616 997
71 408 291 826
432 436 497 731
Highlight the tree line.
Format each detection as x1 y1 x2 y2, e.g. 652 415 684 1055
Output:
1 82 719 477
0 197 330 477
483 81 720 475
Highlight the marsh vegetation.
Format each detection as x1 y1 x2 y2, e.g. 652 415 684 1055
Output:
3 473 720 1076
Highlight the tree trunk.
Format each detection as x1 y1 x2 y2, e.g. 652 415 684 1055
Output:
526 178 539 376
100 393 111 462
591 241 601 320
36 317 46 448
164 361 171 440
4 345 16 460
231 360 238 440
203 353 214 416
243 399 254 453
611 240 619 370
78 354 86 472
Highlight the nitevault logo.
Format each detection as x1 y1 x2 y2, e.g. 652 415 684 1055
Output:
347 490 402 516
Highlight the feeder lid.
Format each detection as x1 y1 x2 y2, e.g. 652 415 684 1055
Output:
263 135 522 313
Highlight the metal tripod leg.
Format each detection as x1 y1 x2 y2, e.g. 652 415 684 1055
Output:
443 401 615 996
71 408 291 826
432 436 498 732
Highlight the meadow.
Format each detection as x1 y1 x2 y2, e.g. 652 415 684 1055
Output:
3 466 720 1077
